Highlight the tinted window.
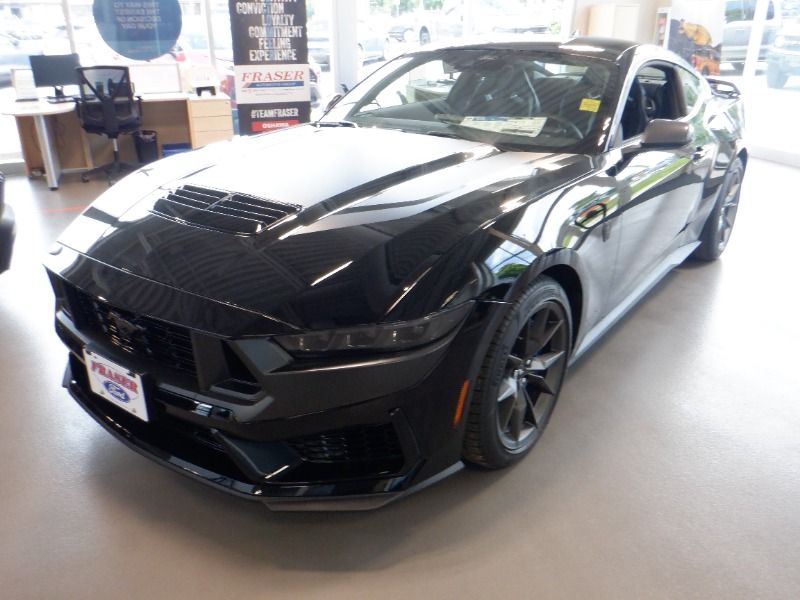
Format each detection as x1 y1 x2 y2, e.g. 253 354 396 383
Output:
620 64 681 140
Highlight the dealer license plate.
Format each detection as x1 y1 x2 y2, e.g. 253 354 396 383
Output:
83 349 149 422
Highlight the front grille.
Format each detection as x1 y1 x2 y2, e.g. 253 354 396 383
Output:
287 423 404 465
152 184 300 235
66 285 197 376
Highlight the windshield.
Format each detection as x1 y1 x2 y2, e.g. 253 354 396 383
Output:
322 48 619 153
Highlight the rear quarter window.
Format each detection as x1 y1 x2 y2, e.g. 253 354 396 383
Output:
677 67 702 114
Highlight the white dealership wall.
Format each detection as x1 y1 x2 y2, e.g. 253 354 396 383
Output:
572 0 673 43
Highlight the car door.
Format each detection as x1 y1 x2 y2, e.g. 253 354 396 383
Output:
606 61 709 309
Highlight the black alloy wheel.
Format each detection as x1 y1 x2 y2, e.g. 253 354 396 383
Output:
694 157 744 261
463 276 572 468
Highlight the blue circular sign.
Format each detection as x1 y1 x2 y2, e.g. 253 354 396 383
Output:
93 0 182 61
104 380 131 403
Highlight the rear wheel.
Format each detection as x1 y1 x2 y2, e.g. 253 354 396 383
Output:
463 276 571 468
693 157 744 261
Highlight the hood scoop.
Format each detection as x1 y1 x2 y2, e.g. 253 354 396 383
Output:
151 184 300 235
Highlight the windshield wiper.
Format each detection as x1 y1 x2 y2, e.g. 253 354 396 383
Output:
315 120 358 128
434 114 466 126
422 130 465 139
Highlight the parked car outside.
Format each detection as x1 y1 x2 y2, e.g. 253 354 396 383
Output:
389 0 554 46
388 11 434 45
767 19 800 87
308 19 387 70
722 0 780 68
47 39 746 511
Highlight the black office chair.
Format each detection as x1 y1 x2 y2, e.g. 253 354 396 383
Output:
75 66 143 185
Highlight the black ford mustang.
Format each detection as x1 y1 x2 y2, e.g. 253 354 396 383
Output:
46 38 745 510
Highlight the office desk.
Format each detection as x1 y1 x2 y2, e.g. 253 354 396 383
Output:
2 100 90 190
2 93 233 190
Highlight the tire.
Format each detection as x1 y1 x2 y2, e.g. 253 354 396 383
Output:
463 276 572 469
767 63 788 89
693 157 744 261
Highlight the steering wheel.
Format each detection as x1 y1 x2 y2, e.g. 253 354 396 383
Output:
538 113 583 139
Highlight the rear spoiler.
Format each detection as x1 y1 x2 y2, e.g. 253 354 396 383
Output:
706 77 741 99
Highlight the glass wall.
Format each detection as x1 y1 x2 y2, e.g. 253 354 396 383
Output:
718 0 800 163
0 0 568 161
0 1 67 160
314 0 567 113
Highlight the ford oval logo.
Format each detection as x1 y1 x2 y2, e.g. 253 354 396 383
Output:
104 380 130 403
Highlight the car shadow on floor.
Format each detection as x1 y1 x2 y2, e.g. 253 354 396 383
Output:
85 431 532 571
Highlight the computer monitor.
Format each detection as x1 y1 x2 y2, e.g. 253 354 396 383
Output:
29 54 81 100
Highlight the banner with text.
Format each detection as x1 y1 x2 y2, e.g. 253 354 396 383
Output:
230 0 310 133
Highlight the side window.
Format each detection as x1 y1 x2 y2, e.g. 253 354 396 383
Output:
677 68 702 114
620 64 682 140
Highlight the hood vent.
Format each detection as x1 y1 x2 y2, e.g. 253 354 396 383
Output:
152 184 300 235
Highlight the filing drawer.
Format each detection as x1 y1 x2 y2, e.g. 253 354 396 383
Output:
191 115 233 133
191 129 233 148
189 99 231 118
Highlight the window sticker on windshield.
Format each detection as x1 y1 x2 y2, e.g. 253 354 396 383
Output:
460 116 547 136
579 98 602 113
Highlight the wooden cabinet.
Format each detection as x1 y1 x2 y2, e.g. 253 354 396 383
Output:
187 96 234 149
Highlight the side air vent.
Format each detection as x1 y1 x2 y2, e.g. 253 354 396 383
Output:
152 184 300 235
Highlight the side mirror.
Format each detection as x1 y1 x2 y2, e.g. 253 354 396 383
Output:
324 94 343 113
641 119 692 149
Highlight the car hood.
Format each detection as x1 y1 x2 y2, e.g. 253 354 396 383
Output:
53 125 591 333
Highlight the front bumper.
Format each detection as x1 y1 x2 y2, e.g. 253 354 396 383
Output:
64 355 463 510
54 287 485 510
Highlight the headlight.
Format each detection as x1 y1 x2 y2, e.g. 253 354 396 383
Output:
275 302 473 355
775 35 786 48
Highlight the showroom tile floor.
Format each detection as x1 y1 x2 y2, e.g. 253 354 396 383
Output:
1 160 799 599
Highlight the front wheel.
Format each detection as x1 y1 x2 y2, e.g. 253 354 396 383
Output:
463 276 572 469
693 157 744 261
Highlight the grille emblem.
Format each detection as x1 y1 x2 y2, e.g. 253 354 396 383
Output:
108 311 144 338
